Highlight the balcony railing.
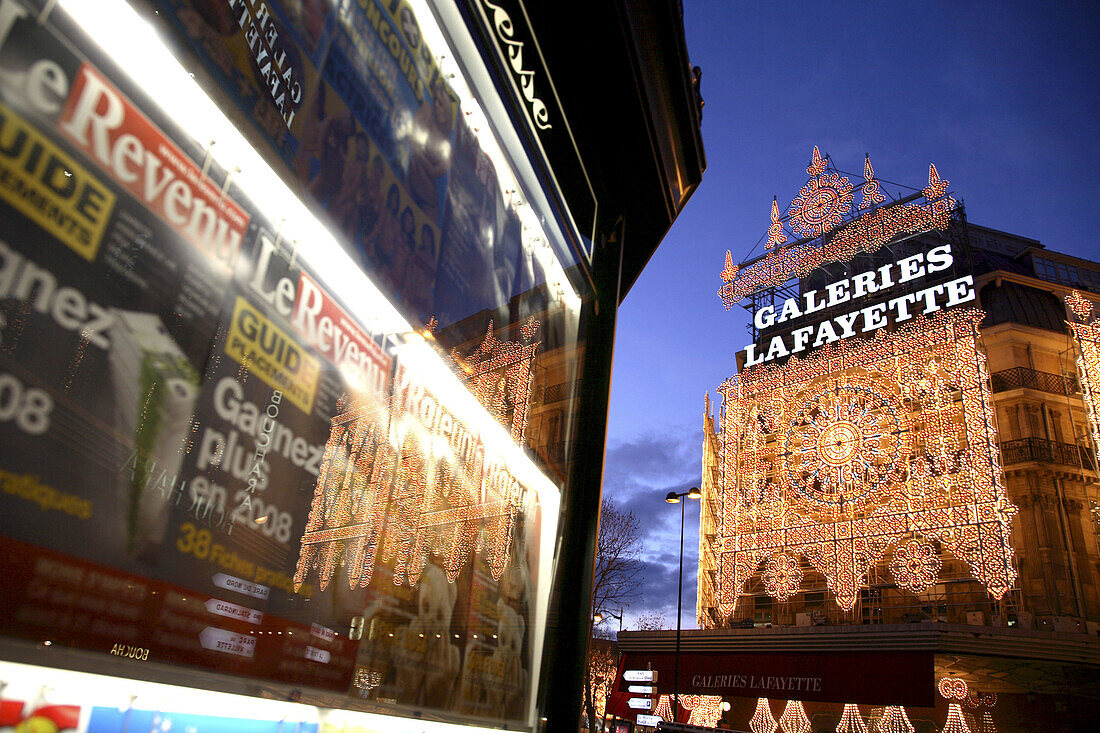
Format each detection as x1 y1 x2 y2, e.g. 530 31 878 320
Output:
989 367 1078 395
999 437 1093 468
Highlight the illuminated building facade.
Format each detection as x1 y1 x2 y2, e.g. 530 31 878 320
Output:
0 1 704 732
616 151 1098 732
700 224 1100 635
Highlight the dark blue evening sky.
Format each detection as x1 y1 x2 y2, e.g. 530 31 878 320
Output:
599 0 1100 633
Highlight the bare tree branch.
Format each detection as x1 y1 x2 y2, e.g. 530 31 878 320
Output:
583 498 644 730
633 611 670 630
590 498 643 616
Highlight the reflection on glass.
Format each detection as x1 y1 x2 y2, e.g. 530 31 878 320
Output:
0 0 588 729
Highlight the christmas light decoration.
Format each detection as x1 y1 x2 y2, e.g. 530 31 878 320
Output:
353 667 383 692
719 243 823 308
942 704 972 733
679 695 726 727
750 698 778 733
826 198 953 265
788 171 854 238
655 695 674 721
779 700 811 733
837 704 869 733
876 707 914 733
964 691 997 709
767 197 788 250
451 318 541 443
1066 290 1093 322
807 145 828 176
891 539 942 593
1066 291 1100 462
938 676 969 700
718 155 958 307
709 309 1017 613
294 321 541 592
860 155 885 210
722 250 739 283
763 553 804 601
923 163 948 200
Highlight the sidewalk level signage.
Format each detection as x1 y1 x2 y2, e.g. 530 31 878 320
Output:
628 697 654 710
628 684 656 694
624 669 658 682
637 715 662 727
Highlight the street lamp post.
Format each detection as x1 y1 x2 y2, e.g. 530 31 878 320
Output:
665 486 701 719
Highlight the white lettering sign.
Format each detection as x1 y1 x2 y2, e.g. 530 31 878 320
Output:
744 243 975 367
624 669 658 683
213 572 269 599
199 626 256 658
205 597 263 625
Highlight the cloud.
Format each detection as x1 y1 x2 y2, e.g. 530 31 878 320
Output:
601 430 704 629
604 431 700 490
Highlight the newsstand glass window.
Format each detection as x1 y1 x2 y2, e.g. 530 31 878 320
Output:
0 0 591 729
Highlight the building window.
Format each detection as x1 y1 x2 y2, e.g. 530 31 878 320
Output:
861 588 883 624
1090 501 1100 549
753 596 773 627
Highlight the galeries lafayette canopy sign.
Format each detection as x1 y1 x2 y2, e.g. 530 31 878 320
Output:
615 651 934 707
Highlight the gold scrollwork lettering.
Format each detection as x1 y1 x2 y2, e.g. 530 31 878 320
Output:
480 0 552 131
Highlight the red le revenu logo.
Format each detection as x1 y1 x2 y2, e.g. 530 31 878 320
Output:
58 63 248 265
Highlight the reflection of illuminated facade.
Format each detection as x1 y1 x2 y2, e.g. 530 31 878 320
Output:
294 319 541 593
453 318 541 444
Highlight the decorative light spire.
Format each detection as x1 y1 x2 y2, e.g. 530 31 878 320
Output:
975 711 997 733
923 162 948 199
860 154 885 209
807 145 827 176
722 250 739 282
1067 289 1094 322
942 704 972 733
766 196 787 249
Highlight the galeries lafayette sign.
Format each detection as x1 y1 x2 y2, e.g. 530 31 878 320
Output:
617 651 934 707
743 242 974 367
